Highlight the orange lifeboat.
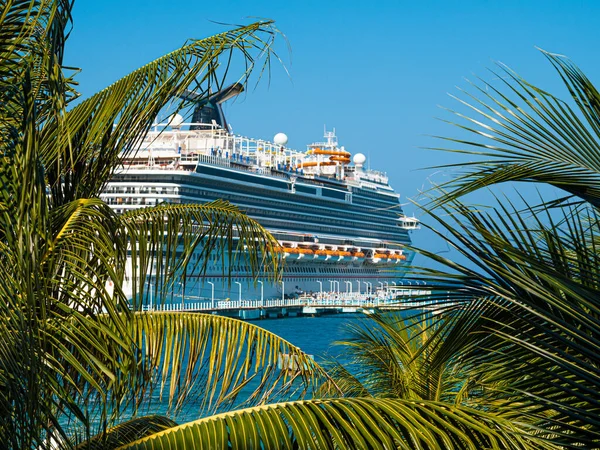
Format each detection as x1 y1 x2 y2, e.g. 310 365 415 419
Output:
374 253 388 259
352 251 365 258
315 249 328 256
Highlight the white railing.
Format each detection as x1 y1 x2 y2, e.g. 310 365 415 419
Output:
140 290 434 312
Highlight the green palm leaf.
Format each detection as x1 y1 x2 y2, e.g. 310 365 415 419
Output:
124 313 336 418
430 50 600 207
118 200 282 308
322 313 468 403
41 20 278 206
74 416 178 450
410 193 600 446
118 398 555 450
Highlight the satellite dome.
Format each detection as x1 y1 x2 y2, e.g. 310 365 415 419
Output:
353 153 367 165
274 132 288 146
168 113 184 129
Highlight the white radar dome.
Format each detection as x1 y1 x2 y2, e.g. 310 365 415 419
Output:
168 113 184 129
274 132 288 146
353 153 367 165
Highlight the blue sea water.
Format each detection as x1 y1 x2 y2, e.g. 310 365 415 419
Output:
251 314 362 360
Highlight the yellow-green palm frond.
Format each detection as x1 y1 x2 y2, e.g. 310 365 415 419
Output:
74 415 178 450
130 313 335 415
19 310 336 442
324 312 471 403
118 398 556 450
0 0 76 146
410 192 600 446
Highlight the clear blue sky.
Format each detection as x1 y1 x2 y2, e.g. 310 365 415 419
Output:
65 0 600 256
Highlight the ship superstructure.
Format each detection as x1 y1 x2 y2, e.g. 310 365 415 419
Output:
101 85 418 302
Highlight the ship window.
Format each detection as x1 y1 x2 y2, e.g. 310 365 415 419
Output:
322 188 346 200
295 185 316 195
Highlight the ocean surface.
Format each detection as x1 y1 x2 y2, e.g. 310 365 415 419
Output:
251 313 361 359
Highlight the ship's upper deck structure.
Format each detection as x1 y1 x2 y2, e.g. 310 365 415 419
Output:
103 83 418 261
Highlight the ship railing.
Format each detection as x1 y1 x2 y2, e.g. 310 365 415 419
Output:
193 153 231 168
119 163 183 171
140 289 433 312
145 123 304 162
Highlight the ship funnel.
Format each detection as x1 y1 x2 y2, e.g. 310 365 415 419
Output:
176 83 244 131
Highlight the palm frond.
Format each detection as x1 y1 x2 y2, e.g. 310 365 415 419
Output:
126 312 337 418
118 200 282 308
75 416 178 450
429 50 600 207
119 398 555 450
0 0 76 150
410 193 600 446
324 312 474 404
41 20 279 207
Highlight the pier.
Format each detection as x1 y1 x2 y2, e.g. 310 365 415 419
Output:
140 288 435 320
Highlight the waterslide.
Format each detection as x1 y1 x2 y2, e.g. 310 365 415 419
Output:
297 148 351 168
297 161 337 168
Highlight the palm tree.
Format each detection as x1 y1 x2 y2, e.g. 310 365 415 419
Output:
320 313 474 403
0 2 328 448
404 50 600 447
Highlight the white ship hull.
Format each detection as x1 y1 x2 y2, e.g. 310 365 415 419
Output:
126 252 412 305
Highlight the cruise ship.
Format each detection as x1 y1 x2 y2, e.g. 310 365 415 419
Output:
101 84 419 303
